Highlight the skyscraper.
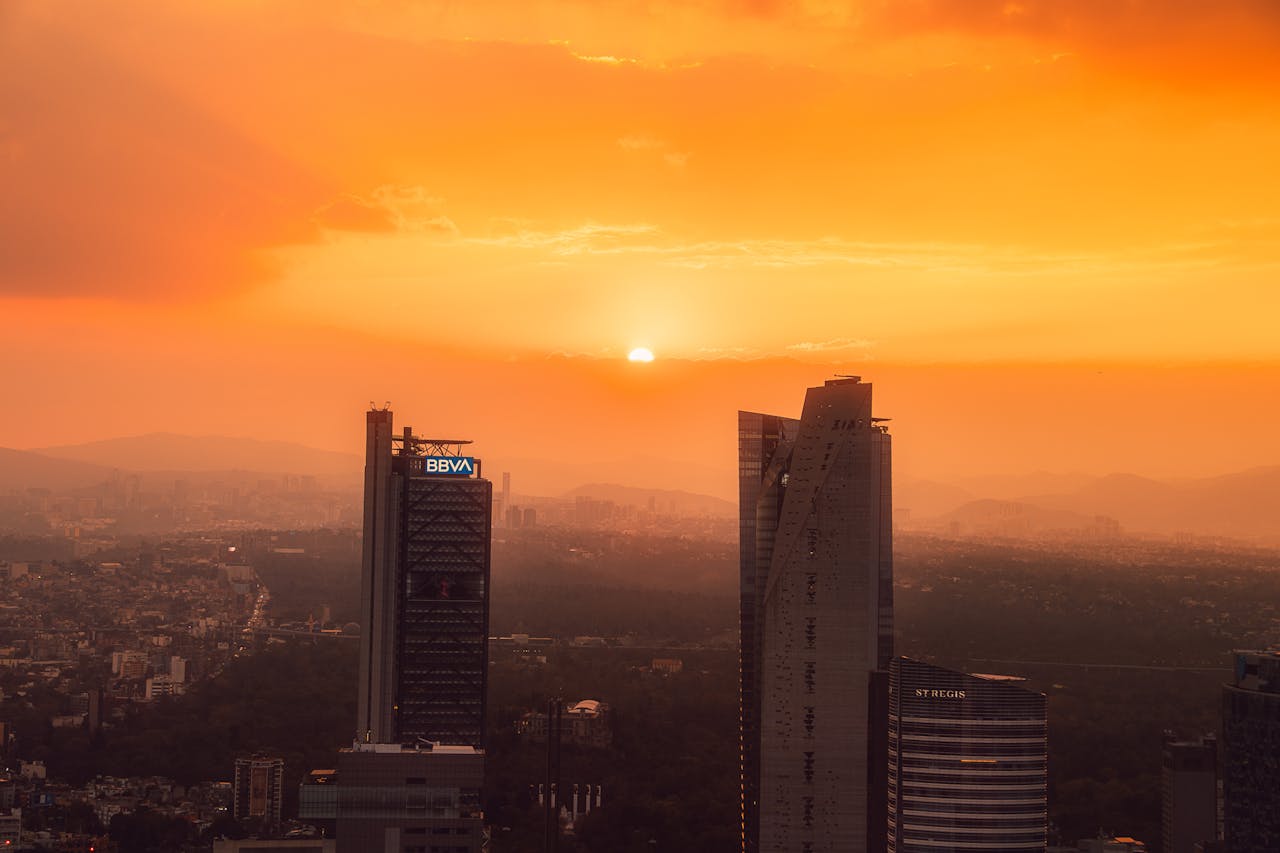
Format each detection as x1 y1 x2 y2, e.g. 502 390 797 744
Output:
1222 649 1280 853
502 471 511 529
359 408 492 747
1162 733 1219 853
300 408 490 853
887 658 1047 853
739 377 893 853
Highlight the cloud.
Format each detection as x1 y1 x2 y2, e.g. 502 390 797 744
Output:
786 338 875 352
368 186 458 235
862 0 1280 80
694 345 763 359
0 7 331 300
617 135 691 168
462 222 1280 277
470 222 661 254
5 0 1276 307
314 196 398 233
314 189 460 235
571 52 642 65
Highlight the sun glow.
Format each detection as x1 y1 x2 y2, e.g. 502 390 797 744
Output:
628 347 655 362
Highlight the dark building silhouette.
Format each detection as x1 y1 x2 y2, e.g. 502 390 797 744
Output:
358 409 492 747
738 377 893 853
1222 650 1280 853
1162 733 1219 853
299 409 490 853
300 745 484 852
887 658 1047 853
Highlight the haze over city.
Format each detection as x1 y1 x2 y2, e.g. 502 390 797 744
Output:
3 3 1280 853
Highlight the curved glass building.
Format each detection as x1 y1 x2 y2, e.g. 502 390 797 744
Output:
888 657 1047 853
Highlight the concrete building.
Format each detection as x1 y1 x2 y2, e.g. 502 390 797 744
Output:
489 634 552 665
1161 733 1218 853
0 807 19 847
523 699 613 748
112 649 148 680
145 674 184 700
214 841 335 853
1222 649 1280 852
651 658 683 674
299 744 484 853
234 754 285 826
888 658 1047 853
738 377 893 853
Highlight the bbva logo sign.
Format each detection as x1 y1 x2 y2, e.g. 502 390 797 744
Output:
422 456 475 475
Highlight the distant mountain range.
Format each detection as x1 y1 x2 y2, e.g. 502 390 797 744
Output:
0 434 363 492
485 454 732 504
32 432 362 476
3 432 1277 542
563 483 736 518
0 447 115 491
902 467 1280 542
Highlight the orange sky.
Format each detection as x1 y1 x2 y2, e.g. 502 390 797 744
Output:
2 0 1279 491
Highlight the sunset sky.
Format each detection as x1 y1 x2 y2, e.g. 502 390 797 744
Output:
3 0 1279 495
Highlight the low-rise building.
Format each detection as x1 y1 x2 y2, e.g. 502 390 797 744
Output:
0 807 20 847
299 743 485 853
522 699 612 748
234 755 285 826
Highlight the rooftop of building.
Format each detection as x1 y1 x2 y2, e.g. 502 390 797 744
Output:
1231 648 1280 692
345 742 482 755
566 699 606 716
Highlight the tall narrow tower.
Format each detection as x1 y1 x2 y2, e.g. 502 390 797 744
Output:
300 408 491 853
358 409 492 746
739 377 893 853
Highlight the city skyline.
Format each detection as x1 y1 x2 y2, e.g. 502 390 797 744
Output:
2 388 1278 850
2 1 1279 849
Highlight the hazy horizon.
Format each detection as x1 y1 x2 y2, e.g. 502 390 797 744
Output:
5 358 1278 494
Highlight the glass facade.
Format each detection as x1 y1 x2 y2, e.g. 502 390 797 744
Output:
393 466 491 747
738 410 796 853
358 409 492 749
888 658 1047 853
739 378 892 853
1222 650 1280 853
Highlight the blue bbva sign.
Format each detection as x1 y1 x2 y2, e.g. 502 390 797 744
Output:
422 456 475 476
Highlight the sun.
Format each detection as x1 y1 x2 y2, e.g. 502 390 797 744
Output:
627 347 655 363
